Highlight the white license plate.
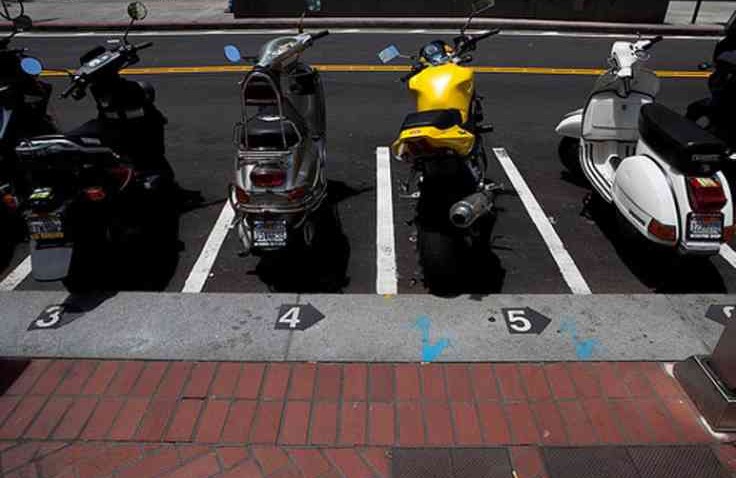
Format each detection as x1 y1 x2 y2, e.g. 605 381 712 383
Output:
253 220 287 247
687 214 723 241
27 216 64 241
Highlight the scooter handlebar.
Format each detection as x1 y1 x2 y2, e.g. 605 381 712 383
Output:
60 81 77 99
643 35 663 50
311 30 329 41
133 41 154 51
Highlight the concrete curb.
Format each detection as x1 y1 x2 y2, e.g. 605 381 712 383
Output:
0 17 726 36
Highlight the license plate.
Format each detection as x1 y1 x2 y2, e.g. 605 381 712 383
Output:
27 216 64 241
687 213 723 241
253 220 287 247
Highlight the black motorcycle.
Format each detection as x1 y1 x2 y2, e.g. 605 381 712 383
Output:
0 2 55 259
16 2 179 290
687 10 736 166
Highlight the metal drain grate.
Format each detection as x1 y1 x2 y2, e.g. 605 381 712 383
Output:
392 448 513 478
544 446 729 478
628 446 729 478
544 447 639 478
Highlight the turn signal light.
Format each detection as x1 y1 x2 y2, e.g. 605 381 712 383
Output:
723 225 736 243
2 193 17 212
84 187 106 202
287 187 306 201
250 167 286 188
647 218 676 242
234 185 250 204
687 177 727 213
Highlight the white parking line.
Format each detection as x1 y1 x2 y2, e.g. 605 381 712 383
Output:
376 146 398 295
182 202 235 293
719 244 736 269
493 147 592 295
0 256 32 291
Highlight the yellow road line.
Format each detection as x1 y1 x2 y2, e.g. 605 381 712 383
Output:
40 64 709 78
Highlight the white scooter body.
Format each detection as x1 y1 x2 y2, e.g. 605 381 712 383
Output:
555 38 734 255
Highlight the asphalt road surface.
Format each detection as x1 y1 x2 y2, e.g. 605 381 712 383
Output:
2 30 735 296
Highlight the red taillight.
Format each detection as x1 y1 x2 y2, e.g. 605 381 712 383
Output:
687 177 727 213
234 185 250 204
2 193 17 212
647 218 677 242
84 187 106 202
250 167 286 188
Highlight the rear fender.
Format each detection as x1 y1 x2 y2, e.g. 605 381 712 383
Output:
555 109 582 138
612 155 678 245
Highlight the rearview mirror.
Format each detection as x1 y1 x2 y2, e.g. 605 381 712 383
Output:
127 2 148 21
224 44 242 63
472 0 495 13
12 14 32 32
20 57 42 75
305 0 322 12
378 44 401 64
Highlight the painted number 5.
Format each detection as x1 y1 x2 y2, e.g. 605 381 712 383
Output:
278 307 301 329
506 309 532 333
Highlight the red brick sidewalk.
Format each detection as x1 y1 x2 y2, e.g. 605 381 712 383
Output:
1 360 735 478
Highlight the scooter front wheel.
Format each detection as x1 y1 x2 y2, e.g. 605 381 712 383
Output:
559 136 583 179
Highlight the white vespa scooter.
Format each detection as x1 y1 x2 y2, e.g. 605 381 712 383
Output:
556 36 734 256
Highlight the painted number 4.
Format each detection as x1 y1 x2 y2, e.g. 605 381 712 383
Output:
278 307 301 329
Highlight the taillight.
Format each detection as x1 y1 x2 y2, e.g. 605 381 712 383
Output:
647 218 676 242
84 187 106 202
250 167 286 188
687 177 727 213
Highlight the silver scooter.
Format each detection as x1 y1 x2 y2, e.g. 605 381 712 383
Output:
223 29 331 255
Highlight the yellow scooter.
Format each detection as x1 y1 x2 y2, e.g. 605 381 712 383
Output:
378 0 501 292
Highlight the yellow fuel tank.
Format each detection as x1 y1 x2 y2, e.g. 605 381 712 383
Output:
409 63 474 122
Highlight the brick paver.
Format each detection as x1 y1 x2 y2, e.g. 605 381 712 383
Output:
0 360 734 478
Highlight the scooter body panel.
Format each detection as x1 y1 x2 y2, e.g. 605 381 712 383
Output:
612 153 679 245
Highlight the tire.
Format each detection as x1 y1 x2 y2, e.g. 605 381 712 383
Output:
559 136 583 178
417 225 464 294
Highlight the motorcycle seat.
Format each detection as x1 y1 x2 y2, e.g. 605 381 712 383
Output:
245 106 303 149
639 103 726 172
401 109 463 131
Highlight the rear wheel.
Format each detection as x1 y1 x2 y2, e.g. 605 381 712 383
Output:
559 136 583 178
417 225 464 294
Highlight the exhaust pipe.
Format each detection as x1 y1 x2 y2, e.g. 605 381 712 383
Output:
449 190 495 228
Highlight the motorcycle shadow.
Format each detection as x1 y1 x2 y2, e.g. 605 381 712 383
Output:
587 194 727 293
253 211 350 294
423 217 507 298
252 180 356 293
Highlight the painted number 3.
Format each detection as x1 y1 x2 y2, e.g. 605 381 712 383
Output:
35 306 64 328
278 307 302 329
506 309 532 333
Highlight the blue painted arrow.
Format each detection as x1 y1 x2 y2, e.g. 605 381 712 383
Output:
560 320 599 360
414 316 450 362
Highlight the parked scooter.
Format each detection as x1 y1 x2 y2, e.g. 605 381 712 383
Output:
16 2 179 289
378 0 501 290
687 10 736 155
556 36 734 256
223 25 334 255
0 2 55 257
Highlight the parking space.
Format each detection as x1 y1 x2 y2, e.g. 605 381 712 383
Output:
1 32 735 295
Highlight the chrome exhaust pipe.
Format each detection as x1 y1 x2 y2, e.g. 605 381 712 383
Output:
449 190 495 228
